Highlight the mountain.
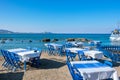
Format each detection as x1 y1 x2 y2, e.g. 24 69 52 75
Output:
41 32 53 34
0 29 53 34
0 29 14 34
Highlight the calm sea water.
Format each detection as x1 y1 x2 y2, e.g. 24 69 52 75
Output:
0 33 113 55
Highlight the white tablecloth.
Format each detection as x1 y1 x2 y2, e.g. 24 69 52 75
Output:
66 48 85 52
70 61 119 80
45 43 63 49
67 42 83 47
8 48 27 52
66 48 103 59
84 50 103 59
8 48 41 62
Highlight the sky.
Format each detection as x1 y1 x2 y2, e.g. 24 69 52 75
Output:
0 0 120 33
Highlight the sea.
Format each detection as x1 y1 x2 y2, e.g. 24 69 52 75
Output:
0 33 118 55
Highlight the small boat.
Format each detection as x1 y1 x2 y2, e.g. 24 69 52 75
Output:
110 28 120 41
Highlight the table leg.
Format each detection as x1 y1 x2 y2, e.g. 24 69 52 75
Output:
24 61 26 72
113 71 119 80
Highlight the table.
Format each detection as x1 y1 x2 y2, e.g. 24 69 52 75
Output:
66 41 83 47
8 48 41 71
70 61 119 80
84 50 103 59
66 48 103 59
45 43 63 49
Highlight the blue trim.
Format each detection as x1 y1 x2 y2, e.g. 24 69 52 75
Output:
73 63 108 68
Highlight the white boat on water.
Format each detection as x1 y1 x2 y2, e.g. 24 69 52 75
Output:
110 29 120 41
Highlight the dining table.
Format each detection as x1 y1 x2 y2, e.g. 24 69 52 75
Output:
66 47 103 59
8 48 41 71
70 60 119 80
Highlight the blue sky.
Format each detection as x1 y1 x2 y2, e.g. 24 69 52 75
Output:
0 0 120 33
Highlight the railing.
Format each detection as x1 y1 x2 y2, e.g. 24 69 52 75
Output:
98 45 120 63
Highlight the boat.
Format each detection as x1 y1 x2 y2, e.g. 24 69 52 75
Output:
110 28 120 41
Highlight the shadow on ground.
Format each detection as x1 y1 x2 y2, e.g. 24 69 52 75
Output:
31 58 66 69
113 62 120 67
0 72 24 80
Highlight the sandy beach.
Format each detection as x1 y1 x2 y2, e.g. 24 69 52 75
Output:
0 51 120 80
1 0 120 80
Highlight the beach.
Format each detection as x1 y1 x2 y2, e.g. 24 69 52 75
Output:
0 51 120 80
1 0 120 79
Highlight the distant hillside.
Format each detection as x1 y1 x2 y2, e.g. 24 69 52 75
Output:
0 29 14 34
41 32 53 34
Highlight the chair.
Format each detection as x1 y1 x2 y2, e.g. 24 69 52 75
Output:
9 52 21 71
100 49 112 59
29 49 42 68
111 53 120 63
56 46 64 56
1 49 12 69
2 50 16 70
65 42 73 48
89 41 95 48
99 47 120 64
66 50 76 61
116 53 120 61
104 60 113 67
77 50 90 61
66 61 83 80
1 49 21 72
48 45 56 55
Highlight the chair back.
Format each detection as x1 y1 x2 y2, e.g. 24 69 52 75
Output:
77 50 87 61
47 45 55 55
30 48 42 68
65 42 73 48
104 60 113 67
66 50 76 61
1 49 21 71
56 46 64 56
66 61 83 80
1 49 12 66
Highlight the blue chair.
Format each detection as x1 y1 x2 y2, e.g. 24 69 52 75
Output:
3 50 16 70
56 46 64 56
1 49 12 69
116 53 120 61
48 45 56 55
99 46 120 64
9 52 21 71
30 49 42 68
66 50 76 61
77 50 90 61
111 53 120 63
99 48 112 59
66 61 83 80
1 50 21 72
65 42 73 48
104 60 113 67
